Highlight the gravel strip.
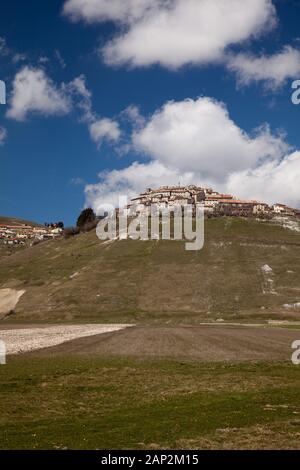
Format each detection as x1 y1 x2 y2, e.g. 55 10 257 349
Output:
0 324 131 355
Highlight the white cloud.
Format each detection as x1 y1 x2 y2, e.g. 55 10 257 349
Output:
63 0 276 69
63 0 154 24
66 74 93 123
89 118 121 146
227 152 300 208
6 70 121 147
227 46 300 88
86 153 300 213
85 96 300 212
85 160 195 211
7 66 71 121
0 127 7 145
132 97 289 181
122 105 146 129
64 1 299 93
66 75 121 146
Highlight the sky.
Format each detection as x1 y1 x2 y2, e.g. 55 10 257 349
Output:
0 0 300 226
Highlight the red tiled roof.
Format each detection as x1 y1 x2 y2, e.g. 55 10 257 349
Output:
218 199 255 204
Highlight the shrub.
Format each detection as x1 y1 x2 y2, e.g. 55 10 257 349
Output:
77 208 96 229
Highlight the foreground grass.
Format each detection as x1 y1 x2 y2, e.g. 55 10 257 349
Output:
1 357 300 449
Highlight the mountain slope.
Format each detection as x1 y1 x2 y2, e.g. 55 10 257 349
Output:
0 215 44 259
0 216 43 227
0 217 299 323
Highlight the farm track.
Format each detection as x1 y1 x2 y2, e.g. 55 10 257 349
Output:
24 324 300 362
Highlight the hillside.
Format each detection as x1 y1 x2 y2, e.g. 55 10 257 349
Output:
0 217 299 323
0 216 43 227
0 215 43 258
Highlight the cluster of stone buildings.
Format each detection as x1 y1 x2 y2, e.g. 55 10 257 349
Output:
126 185 299 218
0 223 63 246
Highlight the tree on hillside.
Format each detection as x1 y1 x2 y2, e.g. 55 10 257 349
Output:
76 208 96 229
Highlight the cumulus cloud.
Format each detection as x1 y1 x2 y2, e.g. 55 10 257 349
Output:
132 98 289 181
89 118 121 146
227 152 300 208
86 154 300 212
227 46 300 89
85 96 300 212
0 127 7 145
85 160 196 211
6 70 121 147
63 0 276 69
7 66 71 121
67 75 121 146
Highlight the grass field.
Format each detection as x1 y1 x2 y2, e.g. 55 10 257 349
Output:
1 357 300 449
0 217 299 323
1 216 299 449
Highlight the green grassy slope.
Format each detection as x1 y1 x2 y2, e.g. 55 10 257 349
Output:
1 357 300 449
0 217 299 323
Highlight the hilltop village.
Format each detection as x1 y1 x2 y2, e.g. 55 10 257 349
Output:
1 185 299 247
0 223 63 246
127 185 300 218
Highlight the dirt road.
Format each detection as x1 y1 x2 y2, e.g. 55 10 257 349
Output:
0 324 131 355
27 325 300 362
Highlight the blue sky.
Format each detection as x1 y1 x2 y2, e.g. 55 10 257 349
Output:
1 0 300 226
